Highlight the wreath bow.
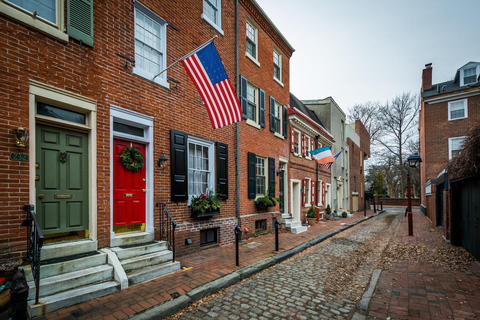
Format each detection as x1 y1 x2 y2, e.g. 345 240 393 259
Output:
120 147 144 172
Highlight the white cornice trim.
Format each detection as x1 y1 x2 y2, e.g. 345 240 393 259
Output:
289 115 334 145
424 88 480 104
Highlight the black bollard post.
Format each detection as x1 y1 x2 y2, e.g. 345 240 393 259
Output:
373 202 376 213
381 202 383 211
10 269 29 320
275 220 281 251
234 225 242 267
364 199 366 217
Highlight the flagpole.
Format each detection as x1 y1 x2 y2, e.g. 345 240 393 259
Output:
152 35 218 81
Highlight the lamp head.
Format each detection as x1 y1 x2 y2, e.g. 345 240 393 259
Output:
407 153 422 168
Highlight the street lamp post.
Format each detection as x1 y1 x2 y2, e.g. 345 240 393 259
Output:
403 154 423 236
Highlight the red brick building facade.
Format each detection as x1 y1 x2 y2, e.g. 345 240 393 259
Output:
348 120 370 212
420 62 480 238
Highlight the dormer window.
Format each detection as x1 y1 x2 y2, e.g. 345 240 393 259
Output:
464 67 477 85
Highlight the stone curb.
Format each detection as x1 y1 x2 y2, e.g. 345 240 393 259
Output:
129 210 387 319
357 269 382 311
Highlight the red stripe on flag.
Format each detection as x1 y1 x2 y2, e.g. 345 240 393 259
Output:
183 56 222 128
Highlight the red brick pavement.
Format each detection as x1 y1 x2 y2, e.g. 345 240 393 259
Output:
367 210 480 320
43 211 379 319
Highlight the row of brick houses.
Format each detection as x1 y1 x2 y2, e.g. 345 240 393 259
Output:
419 61 480 258
0 0 369 315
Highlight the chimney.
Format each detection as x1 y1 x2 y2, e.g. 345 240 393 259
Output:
422 63 432 91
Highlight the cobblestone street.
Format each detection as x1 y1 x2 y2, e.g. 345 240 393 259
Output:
170 211 402 320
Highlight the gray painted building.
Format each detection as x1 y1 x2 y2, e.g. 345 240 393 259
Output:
303 97 350 211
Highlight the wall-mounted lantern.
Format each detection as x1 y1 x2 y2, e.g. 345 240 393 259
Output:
12 127 29 148
157 153 168 169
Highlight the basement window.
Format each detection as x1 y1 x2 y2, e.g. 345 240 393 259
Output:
255 219 267 232
200 228 218 246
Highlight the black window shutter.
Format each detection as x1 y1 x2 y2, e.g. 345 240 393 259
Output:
282 105 287 138
216 142 228 199
248 152 256 199
269 96 275 132
170 130 188 202
259 89 265 128
67 0 94 47
240 75 248 119
268 157 275 197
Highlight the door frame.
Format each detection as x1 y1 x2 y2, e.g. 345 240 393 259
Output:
110 105 154 244
279 157 288 215
290 179 301 222
29 80 97 240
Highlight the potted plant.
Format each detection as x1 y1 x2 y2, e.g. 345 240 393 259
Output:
306 206 316 226
255 195 278 209
342 211 348 218
325 204 332 220
190 190 221 218
347 210 354 218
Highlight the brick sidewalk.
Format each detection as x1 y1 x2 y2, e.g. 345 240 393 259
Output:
367 210 480 320
43 210 379 320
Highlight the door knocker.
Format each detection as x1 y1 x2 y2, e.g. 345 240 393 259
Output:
59 152 67 163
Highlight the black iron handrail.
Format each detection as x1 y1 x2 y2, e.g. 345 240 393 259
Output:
22 204 44 305
157 203 176 262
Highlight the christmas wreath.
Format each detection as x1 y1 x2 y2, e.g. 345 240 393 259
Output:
120 147 144 172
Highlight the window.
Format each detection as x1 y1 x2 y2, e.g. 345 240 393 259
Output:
464 67 477 85
188 137 215 199
425 182 432 196
37 102 86 125
317 180 322 206
305 135 311 158
273 102 282 134
449 136 466 159
448 99 467 121
273 49 282 83
1 0 67 42
134 2 168 87
202 0 222 34
256 157 266 196
246 82 258 122
304 178 311 207
293 130 300 155
246 19 258 61
200 228 218 246
255 220 267 232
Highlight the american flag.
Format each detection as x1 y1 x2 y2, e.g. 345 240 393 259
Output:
182 42 242 129
323 150 343 169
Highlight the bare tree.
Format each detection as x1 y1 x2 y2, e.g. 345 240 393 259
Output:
347 101 383 144
377 92 420 194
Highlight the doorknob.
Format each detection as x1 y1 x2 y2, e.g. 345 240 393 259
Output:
38 194 44 199
143 189 147 193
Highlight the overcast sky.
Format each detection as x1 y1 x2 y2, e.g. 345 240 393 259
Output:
255 0 480 114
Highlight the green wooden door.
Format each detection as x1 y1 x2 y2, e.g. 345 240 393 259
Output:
36 124 89 234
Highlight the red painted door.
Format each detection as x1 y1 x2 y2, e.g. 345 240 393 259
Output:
113 139 146 226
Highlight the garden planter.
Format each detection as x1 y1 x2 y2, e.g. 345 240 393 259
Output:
307 218 316 226
191 209 220 218
255 203 274 210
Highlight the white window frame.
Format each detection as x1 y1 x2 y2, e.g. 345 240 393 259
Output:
293 129 301 157
246 82 260 129
202 0 223 35
448 136 467 160
425 182 432 196
462 66 478 86
305 135 312 159
133 2 169 88
0 0 67 42
187 136 215 204
304 177 312 208
273 101 283 136
317 180 323 206
245 18 259 66
255 156 267 198
448 99 468 121
273 48 283 86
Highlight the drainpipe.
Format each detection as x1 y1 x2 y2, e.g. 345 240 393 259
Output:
235 0 240 227
315 135 319 222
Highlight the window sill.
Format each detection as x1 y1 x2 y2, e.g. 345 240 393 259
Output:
273 77 284 87
246 52 260 67
201 14 224 36
305 156 312 160
293 153 302 158
246 119 261 129
0 2 68 43
448 116 467 121
133 68 170 89
274 132 284 139
305 204 311 208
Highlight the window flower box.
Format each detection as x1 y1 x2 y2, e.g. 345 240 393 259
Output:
190 190 221 219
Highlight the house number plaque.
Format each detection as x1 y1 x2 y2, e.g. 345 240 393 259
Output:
10 153 29 161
